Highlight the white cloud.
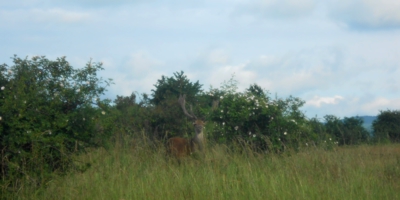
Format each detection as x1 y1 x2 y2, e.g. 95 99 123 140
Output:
203 63 257 91
236 0 317 19
306 95 344 107
0 8 92 26
242 47 345 96
103 52 165 97
207 49 230 65
328 0 400 29
362 97 400 113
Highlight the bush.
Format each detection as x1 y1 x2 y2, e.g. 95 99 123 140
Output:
0 56 112 188
207 80 309 152
373 110 400 143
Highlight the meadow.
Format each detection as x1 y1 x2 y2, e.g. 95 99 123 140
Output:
10 139 400 200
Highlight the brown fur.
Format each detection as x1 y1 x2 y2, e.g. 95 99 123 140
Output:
166 120 205 159
166 137 194 158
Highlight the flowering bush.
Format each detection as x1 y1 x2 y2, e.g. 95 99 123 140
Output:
208 81 309 152
0 56 112 185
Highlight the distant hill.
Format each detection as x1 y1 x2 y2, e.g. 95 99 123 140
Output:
358 116 377 133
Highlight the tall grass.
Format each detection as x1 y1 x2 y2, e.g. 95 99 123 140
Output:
9 138 400 200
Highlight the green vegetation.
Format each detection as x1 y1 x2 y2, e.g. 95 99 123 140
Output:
1 56 400 199
9 141 400 200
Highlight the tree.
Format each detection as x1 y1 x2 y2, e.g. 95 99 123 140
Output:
114 93 137 111
0 55 112 187
373 110 400 142
149 71 204 139
324 115 369 145
342 117 370 144
150 71 202 105
324 115 343 144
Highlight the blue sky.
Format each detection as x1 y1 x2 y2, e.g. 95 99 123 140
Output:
1 0 400 118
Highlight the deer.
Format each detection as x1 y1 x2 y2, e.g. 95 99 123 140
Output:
166 94 206 159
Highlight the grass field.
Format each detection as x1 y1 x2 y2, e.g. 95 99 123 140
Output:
9 141 400 200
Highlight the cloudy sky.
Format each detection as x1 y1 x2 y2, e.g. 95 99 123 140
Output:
1 0 400 118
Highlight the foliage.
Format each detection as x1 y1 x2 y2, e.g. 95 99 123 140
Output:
148 71 204 139
112 92 155 143
324 115 369 145
150 71 202 106
207 79 309 152
0 56 112 188
373 110 400 142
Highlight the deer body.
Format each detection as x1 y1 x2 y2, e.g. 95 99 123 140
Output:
166 95 206 159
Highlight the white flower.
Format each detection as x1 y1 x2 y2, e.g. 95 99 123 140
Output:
222 122 225 126
83 118 85 121
306 143 308 146
76 89 80 92
1 86 4 90
278 138 281 141
220 96 223 99
0 116 2 121
248 131 251 135
24 101 26 104
49 130 52 135
60 83 64 87
101 111 106 115
234 126 239 131
284 132 287 135
221 110 223 113
253 134 256 138
329 138 332 141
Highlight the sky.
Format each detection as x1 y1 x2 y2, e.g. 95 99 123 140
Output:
1 0 400 119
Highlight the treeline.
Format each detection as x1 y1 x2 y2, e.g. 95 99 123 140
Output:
1 56 399 192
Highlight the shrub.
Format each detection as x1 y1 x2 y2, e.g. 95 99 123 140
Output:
373 110 400 143
207 79 309 152
0 55 112 188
